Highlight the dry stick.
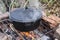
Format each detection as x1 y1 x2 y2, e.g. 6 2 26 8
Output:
0 19 9 22
40 21 58 37
42 16 57 24
23 0 28 8
42 16 58 28
0 19 23 39
0 19 24 40
9 24 25 40
40 18 58 34
20 0 28 8
0 12 9 20
0 21 11 39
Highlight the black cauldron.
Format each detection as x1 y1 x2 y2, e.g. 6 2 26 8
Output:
9 8 42 32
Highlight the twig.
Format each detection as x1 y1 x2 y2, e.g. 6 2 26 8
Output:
9 24 25 40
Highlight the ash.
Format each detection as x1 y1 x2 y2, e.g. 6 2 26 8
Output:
0 19 57 40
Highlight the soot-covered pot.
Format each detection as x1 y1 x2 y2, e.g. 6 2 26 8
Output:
9 8 42 32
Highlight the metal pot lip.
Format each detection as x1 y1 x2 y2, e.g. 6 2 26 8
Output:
12 18 41 24
9 8 42 22
10 17 41 23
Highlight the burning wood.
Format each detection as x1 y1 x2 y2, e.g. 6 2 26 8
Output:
20 32 36 39
0 19 52 40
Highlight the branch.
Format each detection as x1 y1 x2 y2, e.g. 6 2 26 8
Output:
0 12 9 19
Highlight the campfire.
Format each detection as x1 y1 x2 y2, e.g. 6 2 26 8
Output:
0 18 58 40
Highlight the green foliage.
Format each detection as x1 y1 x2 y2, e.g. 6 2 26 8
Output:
40 0 49 4
10 0 20 9
0 0 6 13
40 0 60 16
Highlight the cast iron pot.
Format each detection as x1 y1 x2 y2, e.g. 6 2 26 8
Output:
12 19 40 32
9 8 42 32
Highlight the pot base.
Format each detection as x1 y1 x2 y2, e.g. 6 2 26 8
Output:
12 20 40 32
